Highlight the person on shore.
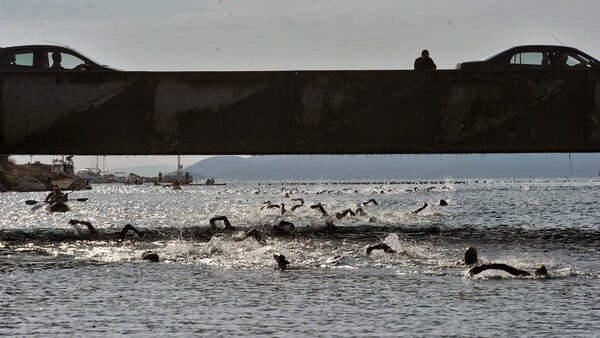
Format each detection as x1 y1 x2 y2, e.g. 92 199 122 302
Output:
414 49 437 70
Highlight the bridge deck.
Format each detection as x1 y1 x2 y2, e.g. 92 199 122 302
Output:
1 69 599 155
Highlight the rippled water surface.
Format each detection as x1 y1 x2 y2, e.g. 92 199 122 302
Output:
1 178 599 336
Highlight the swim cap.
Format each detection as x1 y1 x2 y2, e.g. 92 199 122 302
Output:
464 246 478 265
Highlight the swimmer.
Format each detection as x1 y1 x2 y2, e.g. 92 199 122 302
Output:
462 246 479 265
141 251 160 262
310 204 356 219
439 199 448 206
366 243 397 255
68 219 144 239
233 228 267 246
310 203 329 216
273 220 296 235
265 202 286 215
411 203 428 215
290 198 305 211
260 200 273 210
273 253 290 270
209 216 235 230
335 208 355 219
355 207 368 217
363 199 379 206
469 263 548 277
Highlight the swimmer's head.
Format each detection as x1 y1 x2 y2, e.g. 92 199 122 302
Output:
464 246 478 265
534 264 548 276
273 253 289 270
142 251 159 262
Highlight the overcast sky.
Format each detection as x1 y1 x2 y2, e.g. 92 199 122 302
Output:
3 0 600 170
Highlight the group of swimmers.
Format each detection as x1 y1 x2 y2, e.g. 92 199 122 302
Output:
60 186 548 277
68 215 548 277
365 243 549 277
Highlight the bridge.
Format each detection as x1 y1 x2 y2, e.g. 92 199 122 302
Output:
1 69 599 155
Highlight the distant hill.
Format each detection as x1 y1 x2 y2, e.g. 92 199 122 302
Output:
184 154 600 180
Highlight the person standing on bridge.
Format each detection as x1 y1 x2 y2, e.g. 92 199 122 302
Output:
414 49 437 70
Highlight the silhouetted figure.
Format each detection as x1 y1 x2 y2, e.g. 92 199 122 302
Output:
469 263 548 277
209 216 235 230
335 208 355 219
552 52 569 67
291 197 304 204
411 203 428 214
310 203 328 216
366 243 397 255
234 228 266 246
4 53 16 65
45 186 67 204
355 207 367 216
51 52 63 69
273 253 290 270
439 199 448 206
273 220 296 235
414 49 436 70
68 220 144 239
463 246 478 265
158 171 163 183
363 198 379 206
291 203 304 211
265 203 286 215
142 251 160 262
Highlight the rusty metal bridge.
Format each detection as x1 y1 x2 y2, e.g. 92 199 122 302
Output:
1 69 599 155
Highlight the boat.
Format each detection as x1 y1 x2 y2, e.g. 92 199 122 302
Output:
47 201 70 213
76 156 111 183
76 167 110 183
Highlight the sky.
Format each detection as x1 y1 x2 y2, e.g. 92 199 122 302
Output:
3 0 600 170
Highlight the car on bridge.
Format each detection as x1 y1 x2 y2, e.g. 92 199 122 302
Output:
0 45 117 72
456 45 599 69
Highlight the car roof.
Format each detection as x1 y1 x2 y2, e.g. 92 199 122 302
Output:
1 44 82 52
483 45 590 60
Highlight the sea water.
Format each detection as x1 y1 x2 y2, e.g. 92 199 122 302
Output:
1 178 599 337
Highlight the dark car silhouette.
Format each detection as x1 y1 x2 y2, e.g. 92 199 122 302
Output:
0 45 117 72
456 45 599 70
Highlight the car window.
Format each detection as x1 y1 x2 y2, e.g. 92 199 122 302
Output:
1 51 34 67
510 52 545 65
564 52 592 67
47 52 87 70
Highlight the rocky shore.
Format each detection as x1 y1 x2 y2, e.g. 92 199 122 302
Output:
0 158 87 192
